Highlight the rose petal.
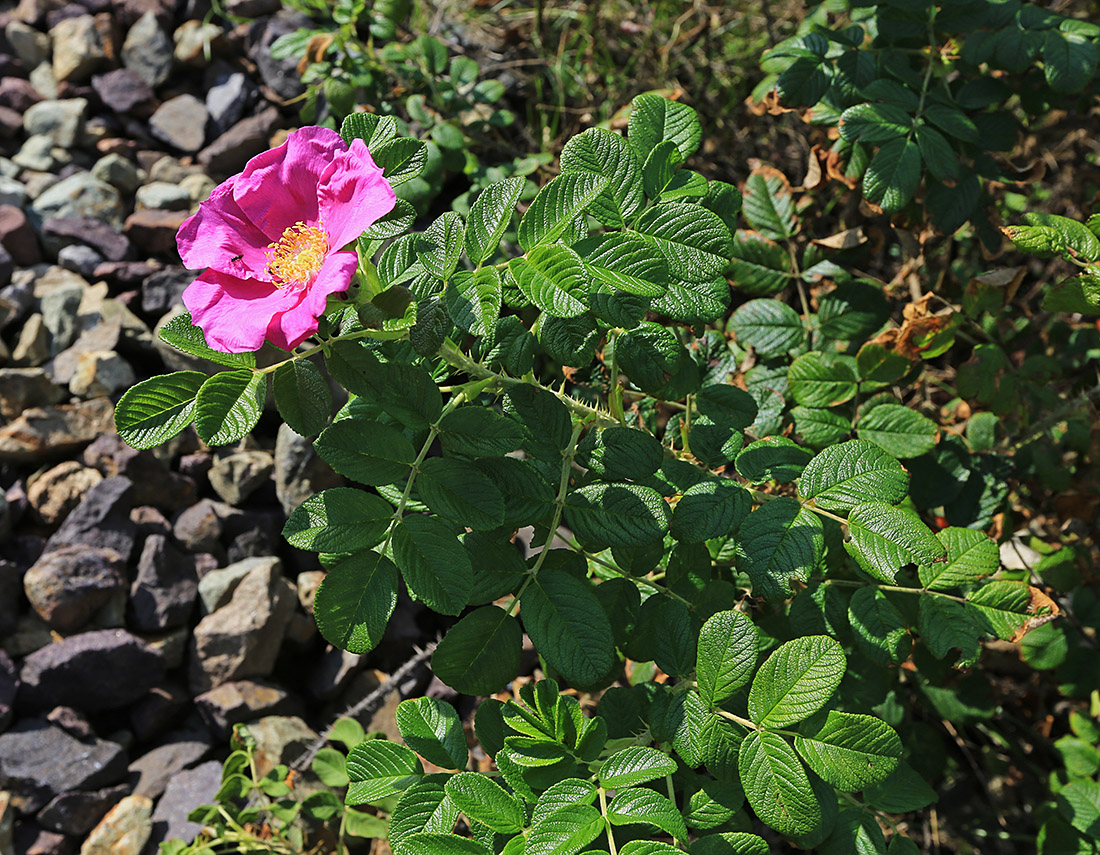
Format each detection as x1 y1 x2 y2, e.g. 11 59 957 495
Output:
183 270 297 353
233 127 349 240
317 139 397 248
177 176 274 279
266 251 359 351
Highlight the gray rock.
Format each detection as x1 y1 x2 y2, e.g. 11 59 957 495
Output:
40 282 83 354
147 156 194 185
30 61 59 101
90 68 154 115
49 317 123 385
31 173 125 230
127 737 210 799
248 13 306 101
296 570 324 614
197 555 279 614
248 715 318 778
18 629 166 713
128 683 189 743
0 719 126 813
0 561 21 638
23 98 86 147
81 434 196 512
12 134 67 172
51 15 106 83
122 208 186 254
6 21 50 66
189 559 296 692
24 171 62 201
0 174 28 208
38 784 128 836
45 476 135 560
79 794 152 855
134 181 190 211
0 398 115 463
0 650 16 732
121 11 172 88
146 761 220 851
178 172 214 204
140 267 194 315
27 461 104 526
0 367 64 419
274 423 342 517
197 105 280 176
128 535 198 631
172 20 224 66
205 70 253 136
11 313 49 366
41 217 133 262
58 245 104 277
208 450 273 506
149 95 207 153
308 647 365 702
194 679 301 738
23 545 127 632
90 153 142 195
69 351 136 398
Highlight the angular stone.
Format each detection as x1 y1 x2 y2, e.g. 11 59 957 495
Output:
6 20 50 66
127 682 188 743
205 68 252 136
30 60 59 101
146 761 220 850
27 462 102 526
49 318 122 385
0 719 126 813
208 450 273 506
0 650 16 732
22 545 125 632
172 20 223 66
120 11 170 87
40 282 82 354
38 784 128 836
41 216 132 262
198 105 279 176
82 434 195 512
134 180 190 211
12 134 66 172
45 476 135 560
197 555 278 615
149 94 207 153
18 629 165 713
122 209 186 254
89 152 141 195
247 13 306 101
172 498 233 557
194 679 301 738
0 367 64 419
51 15 106 83
69 350 136 397
90 67 152 114
0 204 40 265
128 534 198 631
0 398 115 463
248 715 318 778
0 75 43 113
23 97 86 146
179 172 214 204
58 244 103 277
79 794 152 855
11 313 49 366
127 737 210 799
308 646 365 702
274 423 342 517
0 791 12 855
139 266 194 314
45 706 96 742
31 173 124 229
189 559 296 692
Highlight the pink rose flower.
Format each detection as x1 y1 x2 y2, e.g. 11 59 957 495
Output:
177 126 397 352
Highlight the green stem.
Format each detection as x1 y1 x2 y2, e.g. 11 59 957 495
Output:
823 577 968 605
712 707 757 731
598 787 618 855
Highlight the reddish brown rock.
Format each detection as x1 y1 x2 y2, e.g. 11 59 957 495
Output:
0 204 41 265
197 105 280 175
0 76 42 112
122 209 186 254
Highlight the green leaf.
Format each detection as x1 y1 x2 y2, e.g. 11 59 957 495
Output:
777 56 829 105
446 268 503 335
688 832 769 855
671 479 751 543
373 137 428 185
844 502 946 584
522 569 616 689
575 232 670 297
115 371 204 450
738 730 821 837
563 482 671 549
696 610 758 707
921 527 998 590
325 340 380 398
1023 213 1100 262
735 498 824 601
444 773 525 833
393 514 473 615
361 198 415 242
967 580 1032 640
372 361 443 429
505 384 573 460
837 103 912 143
915 126 958 183
615 322 682 394
315 419 416 485
439 407 525 458
345 740 423 804
510 245 590 319
539 313 600 367
634 203 731 282
194 369 266 445
158 312 257 368
791 406 850 449
695 385 758 429
608 788 688 842
560 127 644 228
628 93 702 159
799 440 909 511
272 359 331 436
313 551 399 654
518 171 610 251
577 426 663 480
311 748 349 788
729 231 791 297
598 747 678 789
728 299 805 357
863 763 937 813
1058 780 1100 838
526 804 605 855
343 808 388 838
1044 30 1099 93
283 488 392 552
477 457 555 528
387 775 459 845
653 276 729 324
735 437 812 484
417 211 465 280
531 779 599 828
341 112 398 148
397 697 469 769
689 415 745 469
857 403 938 459
817 281 890 343
1041 274 1100 315
622 842 681 855
748 635 845 727
416 457 505 531
642 139 684 200
398 834 492 855
856 342 912 385
432 605 523 695
848 586 909 665
923 104 979 143
917 595 981 667
788 352 858 408
863 137 921 213
741 168 798 240
465 177 525 265
794 711 902 791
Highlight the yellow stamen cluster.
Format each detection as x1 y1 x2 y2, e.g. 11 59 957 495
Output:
265 221 328 287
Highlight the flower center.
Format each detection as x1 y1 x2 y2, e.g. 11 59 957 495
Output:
265 221 329 287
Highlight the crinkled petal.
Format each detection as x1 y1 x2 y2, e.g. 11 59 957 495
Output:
318 139 397 248
232 126 348 240
182 270 298 353
177 176 273 279
265 251 359 351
